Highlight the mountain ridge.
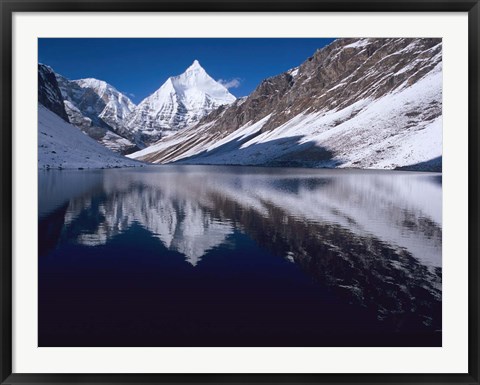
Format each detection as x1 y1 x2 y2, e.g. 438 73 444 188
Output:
129 38 442 171
73 77 136 135
55 72 139 154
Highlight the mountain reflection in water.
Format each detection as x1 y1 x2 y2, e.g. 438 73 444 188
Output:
39 166 442 347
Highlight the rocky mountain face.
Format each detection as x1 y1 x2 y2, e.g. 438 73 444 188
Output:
55 74 138 154
74 78 136 134
38 64 69 122
39 61 236 155
130 38 442 171
38 61 140 169
124 60 236 147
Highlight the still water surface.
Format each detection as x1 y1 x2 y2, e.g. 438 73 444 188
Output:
39 166 442 347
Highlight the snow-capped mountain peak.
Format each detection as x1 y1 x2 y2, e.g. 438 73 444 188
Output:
169 60 236 107
124 60 236 147
181 59 210 80
53 72 138 154
73 78 135 117
73 77 136 120
186 59 203 72
75 78 108 93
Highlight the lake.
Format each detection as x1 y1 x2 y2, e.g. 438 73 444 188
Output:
38 166 442 347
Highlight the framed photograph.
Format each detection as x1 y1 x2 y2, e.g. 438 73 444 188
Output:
1 0 479 384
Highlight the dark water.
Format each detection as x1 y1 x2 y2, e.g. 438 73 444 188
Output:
38 166 442 347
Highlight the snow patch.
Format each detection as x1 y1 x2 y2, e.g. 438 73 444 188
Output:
38 105 143 169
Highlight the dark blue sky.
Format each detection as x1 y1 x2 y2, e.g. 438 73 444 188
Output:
39 38 335 104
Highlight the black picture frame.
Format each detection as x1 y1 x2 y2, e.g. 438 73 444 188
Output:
1 0 479 384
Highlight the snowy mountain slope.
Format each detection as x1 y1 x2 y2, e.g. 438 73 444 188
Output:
60 98 138 154
38 105 142 169
130 38 442 171
129 114 272 163
57 74 110 128
124 60 236 147
55 72 138 154
74 78 136 134
38 65 137 160
38 64 69 121
180 64 441 169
